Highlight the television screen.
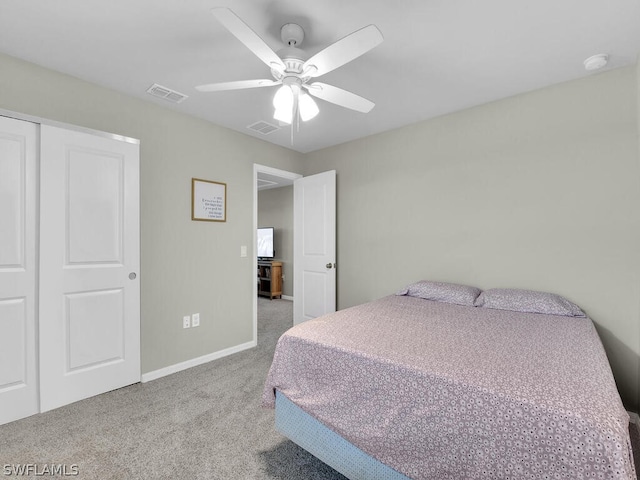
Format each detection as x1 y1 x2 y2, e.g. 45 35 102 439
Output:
257 227 275 258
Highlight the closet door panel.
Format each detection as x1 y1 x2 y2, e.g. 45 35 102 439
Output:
0 299 27 387
39 125 140 413
67 148 123 264
0 116 38 425
0 134 24 266
65 288 124 370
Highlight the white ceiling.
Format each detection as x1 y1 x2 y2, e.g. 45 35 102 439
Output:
1 0 639 153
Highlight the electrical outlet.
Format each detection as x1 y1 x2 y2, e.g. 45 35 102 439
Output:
282 274 285 282
183 315 190 329
192 313 200 327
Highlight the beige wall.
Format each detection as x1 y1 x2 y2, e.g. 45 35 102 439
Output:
0 52 304 374
637 58 640 411
305 66 640 410
258 186 294 297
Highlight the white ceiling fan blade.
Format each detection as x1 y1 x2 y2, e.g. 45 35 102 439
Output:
302 25 383 78
211 8 286 72
305 82 375 113
196 79 280 92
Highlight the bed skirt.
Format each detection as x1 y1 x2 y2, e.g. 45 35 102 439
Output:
275 390 411 480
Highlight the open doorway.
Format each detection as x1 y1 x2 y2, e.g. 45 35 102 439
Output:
253 165 302 343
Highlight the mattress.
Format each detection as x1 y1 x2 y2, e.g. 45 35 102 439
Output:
262 295 636 479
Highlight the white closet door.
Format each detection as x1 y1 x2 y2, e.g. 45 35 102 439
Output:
39 125 140 412
0 116 38 425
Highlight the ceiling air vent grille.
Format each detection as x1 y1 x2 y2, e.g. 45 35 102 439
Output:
247 121 280 135
146 83 188 103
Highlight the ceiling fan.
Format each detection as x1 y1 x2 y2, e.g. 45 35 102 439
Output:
196 8 383 126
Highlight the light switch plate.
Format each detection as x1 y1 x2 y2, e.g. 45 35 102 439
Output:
240 245 247 257
192 313 200 327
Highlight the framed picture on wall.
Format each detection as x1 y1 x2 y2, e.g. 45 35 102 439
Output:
191 178 227 222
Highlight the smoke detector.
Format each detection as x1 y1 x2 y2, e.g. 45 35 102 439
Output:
583 54 608 72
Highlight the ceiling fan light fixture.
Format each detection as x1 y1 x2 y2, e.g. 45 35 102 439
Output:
274 106 293 125
273 86 293 124
299 93 319 121
273 84 294 123
273 84 293 109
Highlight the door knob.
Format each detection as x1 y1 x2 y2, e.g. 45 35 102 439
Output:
129 272 137 280
326 263 332 269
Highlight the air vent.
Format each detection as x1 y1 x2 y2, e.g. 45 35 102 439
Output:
146 84 188 103
247 121 280 135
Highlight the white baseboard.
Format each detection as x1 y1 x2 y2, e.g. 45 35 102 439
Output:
282 295 293 301
141 340 257 383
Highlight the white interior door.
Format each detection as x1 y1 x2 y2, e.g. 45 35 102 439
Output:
293 170 336 324
39 125 140 412
0 116 39 425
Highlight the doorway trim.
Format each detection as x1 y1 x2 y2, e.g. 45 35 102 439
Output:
253 164 302 343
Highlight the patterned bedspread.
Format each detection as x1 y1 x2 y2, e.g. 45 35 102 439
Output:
262 295 635 480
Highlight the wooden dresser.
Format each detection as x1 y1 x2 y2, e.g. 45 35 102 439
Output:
258 261 282 299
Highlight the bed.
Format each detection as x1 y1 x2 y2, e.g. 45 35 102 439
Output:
262 282 636 480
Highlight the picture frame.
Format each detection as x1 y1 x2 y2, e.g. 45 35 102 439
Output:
191 178 226 222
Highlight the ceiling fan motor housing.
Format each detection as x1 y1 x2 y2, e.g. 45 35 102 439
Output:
273 24 309 79
272 47 308 82
281 23 304 46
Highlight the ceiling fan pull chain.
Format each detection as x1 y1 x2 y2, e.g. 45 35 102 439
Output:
294 87 300 133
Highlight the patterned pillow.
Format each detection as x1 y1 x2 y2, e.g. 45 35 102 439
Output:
474 288 586 317
396 280 482 307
